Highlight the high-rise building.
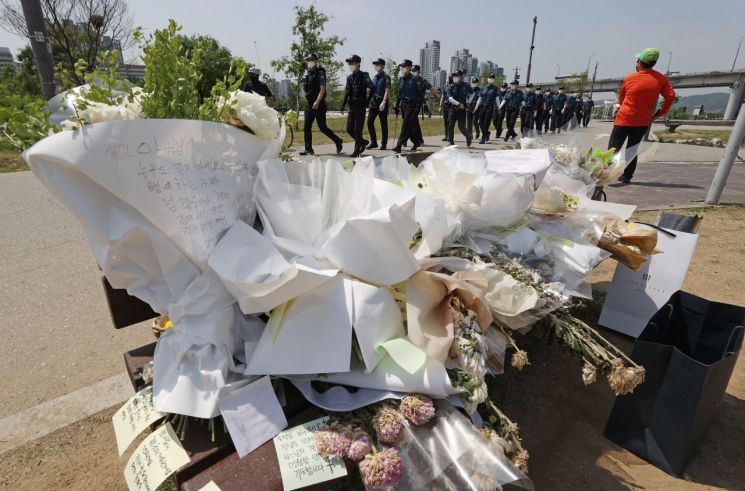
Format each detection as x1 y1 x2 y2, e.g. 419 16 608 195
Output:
419 40 441 87
449 49 478 76
479 61 504 78
0 47 15 71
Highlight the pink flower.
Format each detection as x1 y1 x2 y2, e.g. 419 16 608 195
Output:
346 430 373 461
373 408 405 444
359 448 403 491
314 422 353 459
399 394 436 426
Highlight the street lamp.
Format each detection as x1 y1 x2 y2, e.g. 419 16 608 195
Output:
556 63 560 77
667 51 672 74
586 53 596 76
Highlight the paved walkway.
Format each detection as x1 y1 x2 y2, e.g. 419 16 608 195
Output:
292 121 745 208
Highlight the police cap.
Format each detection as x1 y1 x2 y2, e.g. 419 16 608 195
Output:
345 54 361 63
372 58 385 66
305 53 318 61
399 59 413 67
471 76 480 83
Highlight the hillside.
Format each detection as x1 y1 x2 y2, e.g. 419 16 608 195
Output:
673 92 729 113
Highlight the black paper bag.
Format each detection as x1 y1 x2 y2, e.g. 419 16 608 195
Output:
604 290 744 476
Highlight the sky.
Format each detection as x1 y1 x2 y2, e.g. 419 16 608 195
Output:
2 0 744 97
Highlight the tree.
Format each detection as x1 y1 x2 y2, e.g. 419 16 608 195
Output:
563 72 589 97
179 35 234 102
0 0 135 85
271 5 344 127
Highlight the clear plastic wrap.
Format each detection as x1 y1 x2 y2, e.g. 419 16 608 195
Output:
394 400 533 490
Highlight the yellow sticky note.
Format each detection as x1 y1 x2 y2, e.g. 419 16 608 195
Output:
274 417 348 491
124 423 190 491
113 386 165 455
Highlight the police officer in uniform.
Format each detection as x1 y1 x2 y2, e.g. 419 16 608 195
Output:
410 65 428 148
534 86 545 135
583 95 594 127
243 66 273 106
500 80 523 141
495 82 508 137
341 54 374 157
466 77 481 141
367 58 391 150
393 59 425 153
300 53 343 156
550 86 567 134
439 75 453 142
564 93 576 128
475 73 498 144
413 65 432 119
445 70 472 146
574 94 584 129
542 88 552 133
521 83 537 137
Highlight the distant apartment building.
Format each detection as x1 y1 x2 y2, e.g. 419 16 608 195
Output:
479 61 504 77
277 79 292 99
449 49 478 77
0 47 15 71
418 40 442 87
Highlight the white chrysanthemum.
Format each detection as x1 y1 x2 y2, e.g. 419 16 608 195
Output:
221 90 280 140
80 101 140 124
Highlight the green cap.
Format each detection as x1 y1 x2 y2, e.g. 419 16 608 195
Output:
635 47 660 63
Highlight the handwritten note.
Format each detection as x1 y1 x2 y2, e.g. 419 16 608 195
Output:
124 423 190 491
274 417 348 491
113 386 165 455
91 121 269 264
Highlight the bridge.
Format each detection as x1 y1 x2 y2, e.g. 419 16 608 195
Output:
533 69 745 119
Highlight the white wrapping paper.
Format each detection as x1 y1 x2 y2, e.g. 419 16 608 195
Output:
24 119 281 417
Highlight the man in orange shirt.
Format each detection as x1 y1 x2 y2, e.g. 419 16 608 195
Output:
609 47 676 183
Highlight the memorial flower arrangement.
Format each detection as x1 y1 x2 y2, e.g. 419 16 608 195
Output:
17 20 662 491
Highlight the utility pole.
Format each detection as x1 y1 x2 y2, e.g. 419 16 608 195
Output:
20 0 55 100
526 16 537 84
705 102 745 204
733 36 744 72
666 51 672 74
589 61 598 98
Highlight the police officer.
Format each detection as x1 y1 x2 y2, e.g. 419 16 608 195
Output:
542 88 552 133
367 58 391 150
410 65 429 148
495 82 508 137
341 54 374 157
466 77 481 141
521 83 537 137
574 94 584 129
445 70 472 146
534 86 545 135
439 75 453 142
393 59 425 153
500 80 523 141
475 73 498 144
300 53 343 156
564 93 576 128
413 65 432 119
583 95 594 127
550 86 567 134
243 66 273 106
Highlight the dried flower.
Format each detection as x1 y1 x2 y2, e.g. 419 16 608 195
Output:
346 430 372 462
314 422 353 458
373 408 405 444
512 448 530 471
510 350 530 371
399 394 436 426
608 360 646 396
463 379 488 414
581 361 597 386
359 447 403 491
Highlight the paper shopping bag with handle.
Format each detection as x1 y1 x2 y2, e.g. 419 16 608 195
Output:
604 290 744 476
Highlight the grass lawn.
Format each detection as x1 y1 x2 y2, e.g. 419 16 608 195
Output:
654 128 732 144
285 115 447 147
0 149 28 173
